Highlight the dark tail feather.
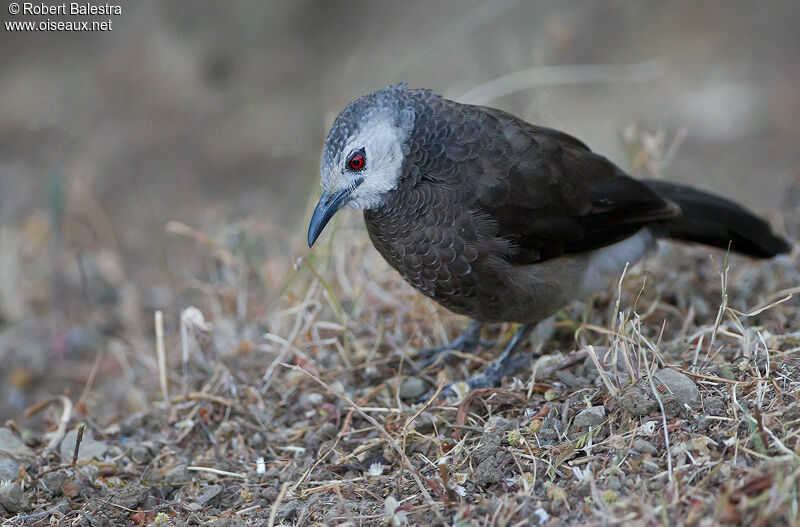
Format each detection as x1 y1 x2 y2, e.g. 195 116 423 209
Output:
643 180 791 258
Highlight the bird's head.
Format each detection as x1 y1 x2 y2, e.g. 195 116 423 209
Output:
307 84 415 247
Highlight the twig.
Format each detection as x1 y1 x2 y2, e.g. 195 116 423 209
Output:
155 310 169 403
71 424 86 466
77 347 104 408
186 466 246 479
586 345 619 398
268 482 291 527
171 392 237 406
180 306 209 395
460 60 664 105
11 501 69 522
25 395 73 454
33 423 86 478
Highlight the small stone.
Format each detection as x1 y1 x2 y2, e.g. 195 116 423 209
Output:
209 519 247 527
533 508 549 525
248 432 265 449
130 444 154 465
195 484 222 507
622 368 700 416
413 412 436 434
399 377 427 400
555 369 578 388
298 392 323 410
304 422 338 453
0 427 35 481
261 486 279 501
0 428 35 457
697 416 713 431
538 417 562 442
631 438 658 455
0 482 27 513
165 465 190 487
531 353 566 380
655 369 700 414
60 428 108 462
43 472 69 496
572 406 606 430
704 396 726 416
473 451 511 485
605 475 622 491
110 483 150 510
78 464 99 484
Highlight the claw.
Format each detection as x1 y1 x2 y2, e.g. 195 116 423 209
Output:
413 320 488 370
416 325 536 402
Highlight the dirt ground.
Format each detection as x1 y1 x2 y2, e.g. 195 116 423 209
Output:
2 2 800 526
2 194 800 525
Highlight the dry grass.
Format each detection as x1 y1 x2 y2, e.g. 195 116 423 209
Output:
4 203 799 525
2 130 799 525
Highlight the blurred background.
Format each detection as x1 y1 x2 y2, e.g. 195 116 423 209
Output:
1 0 799 422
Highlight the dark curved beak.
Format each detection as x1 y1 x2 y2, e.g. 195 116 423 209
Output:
307 187 354 247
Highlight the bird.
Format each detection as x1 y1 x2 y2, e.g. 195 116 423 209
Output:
307 83 790 392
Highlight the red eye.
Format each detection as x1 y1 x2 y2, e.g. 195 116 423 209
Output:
348 152 365 171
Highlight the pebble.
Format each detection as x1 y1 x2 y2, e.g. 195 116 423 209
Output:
531 353 566 380
412 411 436 434
130 444 154 465
110 483 150 510
655 369 700 413
631 438 658 455
298 392 323 410
538 417 562 442
43 472 69 496
0 427 35 481
622 368 700 416
195 484 222 507
209 520 248 527
605 475 622 491
555 369 578 388
60 428 109 461
572 406 606 430
0 482 26 513
473 451 511 485
165 465 190 487
399 377 427 400
704 396 727 416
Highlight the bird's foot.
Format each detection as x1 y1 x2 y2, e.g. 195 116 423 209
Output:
419 323 535 402
428 353 531 400
413 321 494 370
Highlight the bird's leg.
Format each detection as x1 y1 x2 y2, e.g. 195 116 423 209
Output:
414 320 493 369
458 323 534 391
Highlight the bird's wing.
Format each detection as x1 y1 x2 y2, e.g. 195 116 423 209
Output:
464 106 680 264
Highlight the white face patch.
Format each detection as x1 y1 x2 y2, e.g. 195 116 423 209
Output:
321 113 406 210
